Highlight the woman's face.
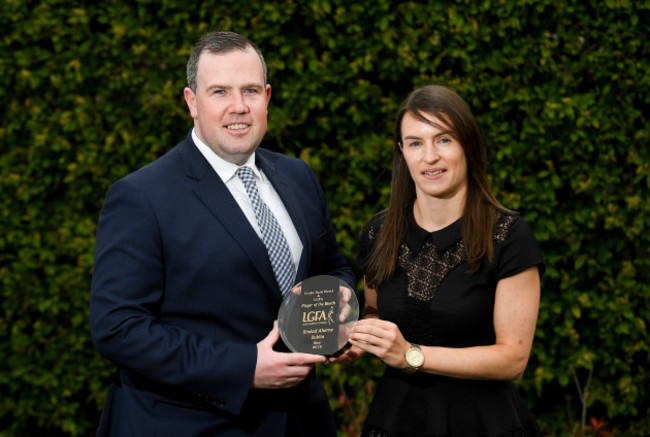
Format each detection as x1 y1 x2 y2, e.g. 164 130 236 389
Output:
399 111 468 203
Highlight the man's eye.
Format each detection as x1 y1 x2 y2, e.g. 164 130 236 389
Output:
213 89 225 95
245 88 258 94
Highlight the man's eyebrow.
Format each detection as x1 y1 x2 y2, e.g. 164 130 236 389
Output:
240 83 265 90
204 83 264 91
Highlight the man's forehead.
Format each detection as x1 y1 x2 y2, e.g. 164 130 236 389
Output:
200 45 252 58
198 47 259 66
196 49 265 85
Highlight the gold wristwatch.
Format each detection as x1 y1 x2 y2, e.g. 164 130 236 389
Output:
403 343 424 375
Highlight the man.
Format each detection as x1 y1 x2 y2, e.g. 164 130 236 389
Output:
90 31 355 436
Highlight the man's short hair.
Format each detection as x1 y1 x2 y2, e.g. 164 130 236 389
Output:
186 31 267 93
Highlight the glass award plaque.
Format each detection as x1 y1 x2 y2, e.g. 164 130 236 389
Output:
278 275 359 357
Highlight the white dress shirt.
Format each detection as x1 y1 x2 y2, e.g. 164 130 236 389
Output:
192 129 303 270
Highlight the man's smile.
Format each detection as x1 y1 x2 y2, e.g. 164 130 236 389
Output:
226 123 250 130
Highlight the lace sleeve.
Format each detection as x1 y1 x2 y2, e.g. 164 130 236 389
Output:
495 213 545 280
356 212 386 274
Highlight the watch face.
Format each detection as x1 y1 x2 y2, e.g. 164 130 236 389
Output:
406 348 424 367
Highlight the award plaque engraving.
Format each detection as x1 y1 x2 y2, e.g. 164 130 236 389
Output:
278 275 359 356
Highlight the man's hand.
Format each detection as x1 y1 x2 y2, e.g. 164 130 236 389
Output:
252 321 327 389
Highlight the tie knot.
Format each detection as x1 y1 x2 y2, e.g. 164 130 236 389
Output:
237 166 255 186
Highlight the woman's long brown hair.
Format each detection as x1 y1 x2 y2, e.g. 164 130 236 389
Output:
364 85 507 288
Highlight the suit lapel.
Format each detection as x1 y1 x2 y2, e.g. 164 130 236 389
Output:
179 137 281 296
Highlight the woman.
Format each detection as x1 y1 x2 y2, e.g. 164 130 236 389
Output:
350 85 545 436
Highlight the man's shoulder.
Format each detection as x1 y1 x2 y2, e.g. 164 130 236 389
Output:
112 138 193 193
257 147 302 164
256 147 309 174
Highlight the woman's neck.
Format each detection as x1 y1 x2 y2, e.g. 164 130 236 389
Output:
413 196 464 232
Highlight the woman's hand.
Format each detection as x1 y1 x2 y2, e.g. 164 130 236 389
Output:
349 318 410 369
326 344 365 364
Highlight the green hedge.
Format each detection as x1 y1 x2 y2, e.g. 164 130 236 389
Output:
1 0 648 435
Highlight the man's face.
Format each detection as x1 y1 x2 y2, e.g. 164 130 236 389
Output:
184 48 271 165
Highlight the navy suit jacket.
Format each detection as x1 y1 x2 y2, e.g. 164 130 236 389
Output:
90 132 355 436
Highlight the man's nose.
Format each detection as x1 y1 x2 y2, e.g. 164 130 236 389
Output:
229 93 248 113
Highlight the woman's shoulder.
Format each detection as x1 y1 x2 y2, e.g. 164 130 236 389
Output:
361 210 388 241
357 211 388 270
494 209 537 242
493 209 545 277
494 209 517 242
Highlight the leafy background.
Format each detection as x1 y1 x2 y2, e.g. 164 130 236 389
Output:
1 0 648 435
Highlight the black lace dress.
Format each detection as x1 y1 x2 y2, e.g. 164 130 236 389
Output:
357 211 545 437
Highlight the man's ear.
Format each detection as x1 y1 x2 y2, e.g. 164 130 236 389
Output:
183 87 198 119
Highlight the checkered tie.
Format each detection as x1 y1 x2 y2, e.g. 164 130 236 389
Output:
237 166 296 296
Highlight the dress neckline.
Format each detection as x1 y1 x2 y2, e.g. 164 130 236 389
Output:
405 214 462 256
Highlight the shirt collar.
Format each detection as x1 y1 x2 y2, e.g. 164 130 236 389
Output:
405 214 463 255
191 128 260 183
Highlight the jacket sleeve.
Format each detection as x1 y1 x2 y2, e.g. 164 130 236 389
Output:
89 177 256 416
